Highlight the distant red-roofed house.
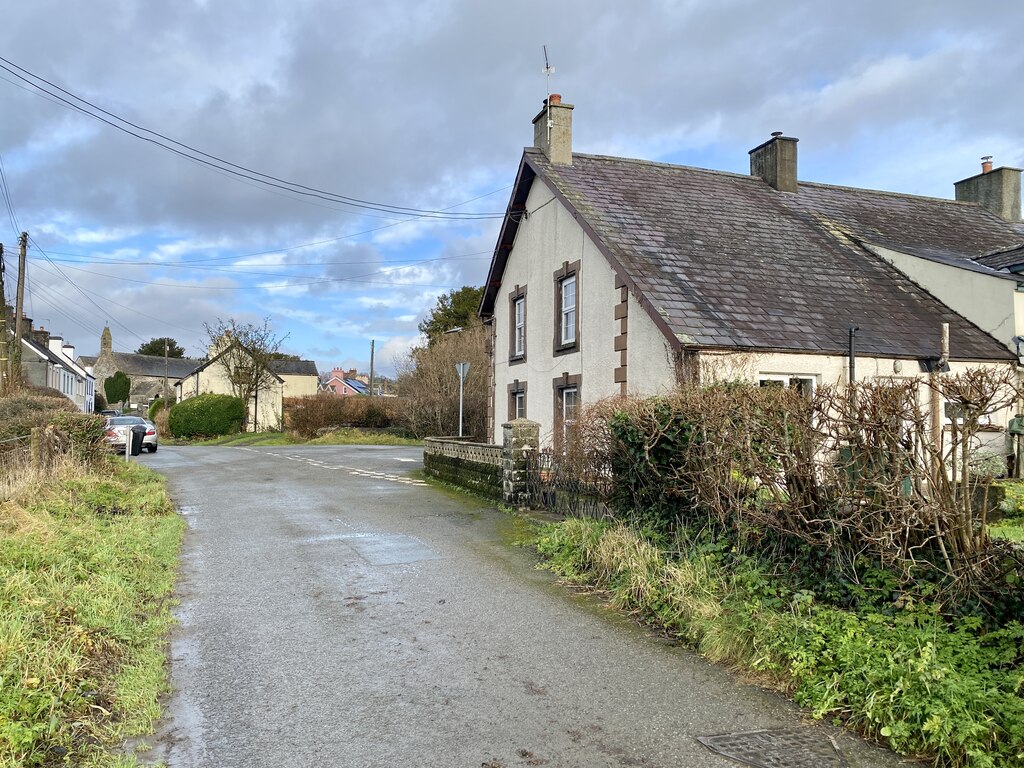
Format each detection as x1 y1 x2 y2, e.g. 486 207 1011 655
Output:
320 368 368 396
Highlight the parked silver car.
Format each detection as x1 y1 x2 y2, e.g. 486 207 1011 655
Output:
104 415 158 453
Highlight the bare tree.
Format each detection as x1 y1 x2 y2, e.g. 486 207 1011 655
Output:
394 324 489 439
203 317 287 431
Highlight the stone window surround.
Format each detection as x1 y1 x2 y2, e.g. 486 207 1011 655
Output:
553 260 581 357
507 379 528 421
508 285 528 366
552 372 582 451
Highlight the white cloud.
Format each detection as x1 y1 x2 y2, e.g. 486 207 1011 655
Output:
4 0 1023 370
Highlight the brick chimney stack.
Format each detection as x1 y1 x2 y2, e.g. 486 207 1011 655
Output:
954 156 1022 222
749 132 799 193
532 94 574 166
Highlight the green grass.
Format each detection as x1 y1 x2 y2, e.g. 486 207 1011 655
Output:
990 522 1024 542
0 457 184 767
307 428 421 446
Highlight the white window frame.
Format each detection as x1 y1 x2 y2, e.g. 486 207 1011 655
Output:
562 385 579 438
514 390 526 419
514 296 525 357
758 374 816 399
560 275 576 345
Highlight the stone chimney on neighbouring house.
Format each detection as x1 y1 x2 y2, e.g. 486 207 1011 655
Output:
532 94 574 166
954 156 1022 222
749 132 799 193
32 326 50 347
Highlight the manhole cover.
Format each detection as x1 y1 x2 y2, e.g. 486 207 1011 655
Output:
696 727 848 768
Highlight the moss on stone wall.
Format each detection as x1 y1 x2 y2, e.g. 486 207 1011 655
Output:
423 452 502 500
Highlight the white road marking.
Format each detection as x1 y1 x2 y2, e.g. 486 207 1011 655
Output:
234 447 427 487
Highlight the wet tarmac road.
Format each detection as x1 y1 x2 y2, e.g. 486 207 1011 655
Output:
145 445 901 768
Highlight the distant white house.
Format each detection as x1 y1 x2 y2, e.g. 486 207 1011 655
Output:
19 324 95 412
175 344 319 431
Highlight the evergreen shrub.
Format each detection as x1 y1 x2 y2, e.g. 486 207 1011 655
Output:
168 394 244 438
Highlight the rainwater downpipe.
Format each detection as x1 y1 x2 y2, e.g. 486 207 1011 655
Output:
848 325 859 385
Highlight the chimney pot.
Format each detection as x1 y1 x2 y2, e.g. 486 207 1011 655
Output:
548 93 562 105
771 131 783 138
982 156 993 173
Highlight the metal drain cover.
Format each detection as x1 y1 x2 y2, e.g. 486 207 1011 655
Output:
696 727 848 768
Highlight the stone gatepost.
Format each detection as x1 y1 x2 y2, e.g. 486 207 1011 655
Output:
502 418 540 507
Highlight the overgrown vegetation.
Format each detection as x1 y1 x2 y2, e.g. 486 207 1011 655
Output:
167 393 244 438
0 388 77 443
0 392 184 767
535 370 1024 767
537 519 1024 768
285 394 401 439
395 323 488 439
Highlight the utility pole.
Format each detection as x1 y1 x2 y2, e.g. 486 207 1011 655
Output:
12 232 27 389
368 339 375 397
163 337 169 403
0 243 7 395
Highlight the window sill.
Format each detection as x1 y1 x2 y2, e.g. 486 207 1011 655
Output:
553 343 579 357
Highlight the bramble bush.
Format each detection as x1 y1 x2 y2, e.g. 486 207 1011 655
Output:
168 394 244 438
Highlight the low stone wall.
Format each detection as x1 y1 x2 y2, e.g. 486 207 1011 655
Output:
423 437 504 500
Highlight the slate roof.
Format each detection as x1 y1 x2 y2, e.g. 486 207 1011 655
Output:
79 352 202 379
269 359 319 376
23 337 70 367
976 243 1024 271
482 149 1016 362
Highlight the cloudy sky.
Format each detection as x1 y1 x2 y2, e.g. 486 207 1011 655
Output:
1 1 1021 376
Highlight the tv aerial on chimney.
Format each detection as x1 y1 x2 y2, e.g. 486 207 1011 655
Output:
542 45 555 144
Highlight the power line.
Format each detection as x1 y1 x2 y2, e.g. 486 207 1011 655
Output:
31 249 491 277
28 234 147 343
0 55 503 221
29 258 199 337
32 182 512 267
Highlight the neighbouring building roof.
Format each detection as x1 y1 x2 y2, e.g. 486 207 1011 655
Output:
344 378 368 394
79 352 202 379
269 359 319 376
23 336 69 367
482 148 1016 362
975 243 1024 272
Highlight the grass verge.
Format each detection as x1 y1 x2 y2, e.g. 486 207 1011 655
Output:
0 457 184 767
536 518 1024 768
